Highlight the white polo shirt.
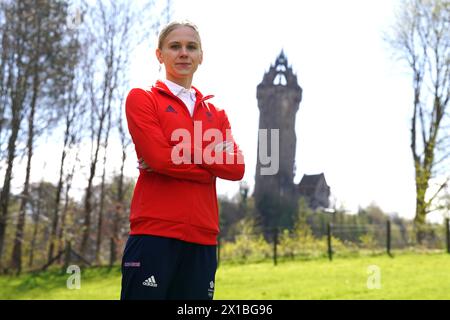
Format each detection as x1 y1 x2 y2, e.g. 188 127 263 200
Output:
163 79 197 117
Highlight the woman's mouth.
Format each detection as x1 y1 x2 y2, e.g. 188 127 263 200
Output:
176 63 192 69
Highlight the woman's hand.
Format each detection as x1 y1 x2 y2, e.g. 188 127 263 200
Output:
214 141 234 153
137 158 153 172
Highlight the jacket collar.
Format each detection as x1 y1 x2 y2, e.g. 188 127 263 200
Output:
163 79 196 99
153 80 214 111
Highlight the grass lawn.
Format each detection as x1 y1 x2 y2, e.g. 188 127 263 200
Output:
0 252 449 299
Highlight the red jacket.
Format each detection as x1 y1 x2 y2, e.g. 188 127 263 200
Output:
125 80 245 245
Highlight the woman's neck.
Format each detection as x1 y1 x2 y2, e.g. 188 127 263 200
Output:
166 75 192 89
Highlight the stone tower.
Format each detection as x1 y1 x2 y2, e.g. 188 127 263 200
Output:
254 51 303 231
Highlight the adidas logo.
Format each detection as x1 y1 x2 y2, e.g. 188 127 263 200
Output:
208 281 214 298
143 275 158 287
165 105 177 113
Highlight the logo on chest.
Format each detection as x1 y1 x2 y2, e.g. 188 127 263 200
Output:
165 105 178 114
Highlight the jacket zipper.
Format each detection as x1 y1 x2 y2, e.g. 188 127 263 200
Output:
153 86 216 239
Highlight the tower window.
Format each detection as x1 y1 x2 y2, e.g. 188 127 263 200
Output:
274 73 287 86
276 64 287 72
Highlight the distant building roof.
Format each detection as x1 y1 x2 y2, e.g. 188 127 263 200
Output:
298 173 330 209
298 173 327 191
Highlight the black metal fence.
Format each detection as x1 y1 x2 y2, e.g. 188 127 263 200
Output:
217 219 450 266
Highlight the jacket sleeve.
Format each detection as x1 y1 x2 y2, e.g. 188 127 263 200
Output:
199 109 245 181
126 88 213 184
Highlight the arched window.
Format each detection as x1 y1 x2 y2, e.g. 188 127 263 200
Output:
273 73 287 86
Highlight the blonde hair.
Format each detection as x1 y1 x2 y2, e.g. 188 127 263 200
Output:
157 20 202 50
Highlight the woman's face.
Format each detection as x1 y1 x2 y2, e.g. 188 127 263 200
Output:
156 26 203 85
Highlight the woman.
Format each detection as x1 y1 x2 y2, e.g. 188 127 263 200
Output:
121 20 245 300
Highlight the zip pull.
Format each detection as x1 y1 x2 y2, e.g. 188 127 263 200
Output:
200 95 214 102
199 95 214 112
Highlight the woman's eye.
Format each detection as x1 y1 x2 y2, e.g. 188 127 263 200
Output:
169 44 197 50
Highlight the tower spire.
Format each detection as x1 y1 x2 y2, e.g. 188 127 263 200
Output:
260 50 300 88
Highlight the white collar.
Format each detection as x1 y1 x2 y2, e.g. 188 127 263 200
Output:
163 79 196 99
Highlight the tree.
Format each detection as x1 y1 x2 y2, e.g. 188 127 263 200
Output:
110 103 131 266
386 0 450 240
0 0 30 268
28 181 57 269
0 5 8 159
47 32 84 266
5 0 80 274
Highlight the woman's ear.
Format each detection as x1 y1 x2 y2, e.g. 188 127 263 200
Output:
199 50 203 65
155 48 163 64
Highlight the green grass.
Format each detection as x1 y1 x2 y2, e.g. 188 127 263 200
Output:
1 253 450 299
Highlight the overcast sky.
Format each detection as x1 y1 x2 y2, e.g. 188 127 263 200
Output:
10 0 447 222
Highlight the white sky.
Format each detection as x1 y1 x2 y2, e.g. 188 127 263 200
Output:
6 0 448 223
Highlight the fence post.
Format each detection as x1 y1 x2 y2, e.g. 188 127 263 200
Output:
217 236 221 269
446 218 450 254
273 228 278 266
109 237 115 268
387 220 392 257
327 223 333 261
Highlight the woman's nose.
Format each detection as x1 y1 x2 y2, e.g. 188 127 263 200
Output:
179 46 188 56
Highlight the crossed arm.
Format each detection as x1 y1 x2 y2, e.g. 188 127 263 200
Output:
138 140 234 171
127 88 245 182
